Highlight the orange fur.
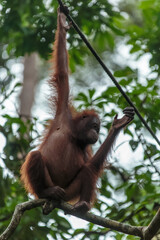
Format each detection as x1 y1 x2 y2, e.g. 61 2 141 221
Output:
20 8 134 212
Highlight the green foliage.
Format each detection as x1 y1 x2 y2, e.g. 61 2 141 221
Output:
0 0 55 58
0 45 16 87
0 0 122 71
121 0 160 73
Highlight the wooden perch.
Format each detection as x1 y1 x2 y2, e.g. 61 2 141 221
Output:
142 208 160 240
0 199 160 240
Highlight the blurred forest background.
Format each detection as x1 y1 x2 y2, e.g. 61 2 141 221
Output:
0 0 160 239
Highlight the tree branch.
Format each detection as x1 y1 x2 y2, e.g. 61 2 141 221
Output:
0 199 45 240
59 201 143 237
0 200 160 240
142 208 160 240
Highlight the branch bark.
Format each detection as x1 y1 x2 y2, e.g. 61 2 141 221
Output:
142 208 160 240
0 199 45 240
0 199 160 240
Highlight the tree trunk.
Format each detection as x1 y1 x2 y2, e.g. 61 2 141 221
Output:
19 53 38 117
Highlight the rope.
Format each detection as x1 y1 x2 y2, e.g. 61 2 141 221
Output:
57 0 160 147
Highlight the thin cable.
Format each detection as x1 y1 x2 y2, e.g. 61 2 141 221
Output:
57 0 63 9
57 0 160 146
